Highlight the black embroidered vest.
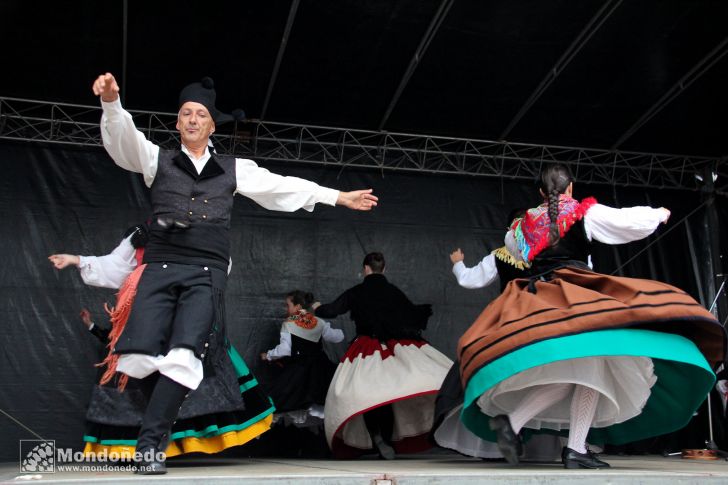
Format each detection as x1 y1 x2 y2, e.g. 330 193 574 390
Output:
143 149 237 270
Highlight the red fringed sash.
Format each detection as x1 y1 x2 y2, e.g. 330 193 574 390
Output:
96 263 147 391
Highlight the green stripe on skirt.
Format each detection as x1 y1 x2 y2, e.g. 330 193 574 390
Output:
462 329 714 445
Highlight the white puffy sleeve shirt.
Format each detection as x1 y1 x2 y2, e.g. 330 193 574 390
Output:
100 99 339 211
582 203 670 244
265 320 344 360
321 320 345 344
451 254 499 289
504 202 670 256
77 234 136 289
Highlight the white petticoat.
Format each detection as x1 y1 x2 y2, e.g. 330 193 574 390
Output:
325 341 452 450
477 356 657 431
434 404 563 460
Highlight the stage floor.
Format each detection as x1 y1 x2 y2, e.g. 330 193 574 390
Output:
2 454 728 484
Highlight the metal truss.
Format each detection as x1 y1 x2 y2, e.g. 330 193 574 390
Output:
1 96 725 192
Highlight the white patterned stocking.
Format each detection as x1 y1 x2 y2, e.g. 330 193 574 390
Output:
567 385 599 454
508 383 572 434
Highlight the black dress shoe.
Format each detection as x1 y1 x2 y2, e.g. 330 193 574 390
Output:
134 448 167 475
489 415 522 465
561 447 610 469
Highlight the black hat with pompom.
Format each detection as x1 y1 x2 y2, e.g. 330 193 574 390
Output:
178 77 245 125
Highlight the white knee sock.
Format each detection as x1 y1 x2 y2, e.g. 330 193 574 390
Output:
508 383 572 434
567 385 599 454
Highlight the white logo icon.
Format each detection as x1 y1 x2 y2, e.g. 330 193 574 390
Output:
19 440 55 473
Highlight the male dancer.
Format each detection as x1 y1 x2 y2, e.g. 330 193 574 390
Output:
315 252 451 459
91 73 377 473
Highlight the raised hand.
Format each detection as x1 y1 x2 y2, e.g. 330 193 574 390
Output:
48 253 80 270
336 189 378 211
92 73 120 102
450 248 464 264
660 207 671 224
79 308 93 328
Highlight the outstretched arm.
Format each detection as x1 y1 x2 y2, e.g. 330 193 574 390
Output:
451 250 498 289
92 73 159 187
336 189 378 211
49 235 137 289
261 331 292 361
583 204 670 244
48 254 80 270
314 290 352 319
235 158 378 212
80 308 110 343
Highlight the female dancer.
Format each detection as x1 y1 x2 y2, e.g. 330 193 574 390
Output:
50 228 275 459
457 164 725 468
434 209 557 461
261 290 344 425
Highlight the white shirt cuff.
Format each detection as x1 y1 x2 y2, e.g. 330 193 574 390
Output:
317 187 340 206
100 97 124 115
78 256 89 269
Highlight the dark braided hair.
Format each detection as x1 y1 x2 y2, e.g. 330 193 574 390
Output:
286 290 315 311
539 164 574 245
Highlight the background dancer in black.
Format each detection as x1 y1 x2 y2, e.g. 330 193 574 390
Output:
50 225 277 459
262 290 343 421
315 252 452 459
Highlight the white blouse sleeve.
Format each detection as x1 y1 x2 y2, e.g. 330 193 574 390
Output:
100 99 160 187
234 158 339 212
320 320 345 343
265 331 292 360
583 203 669 244
77 235 137 289
452 254 499 289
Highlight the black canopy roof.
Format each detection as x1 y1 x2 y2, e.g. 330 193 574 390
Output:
3 0 727 156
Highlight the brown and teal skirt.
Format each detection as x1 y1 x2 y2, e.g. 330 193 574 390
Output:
457 267 725 445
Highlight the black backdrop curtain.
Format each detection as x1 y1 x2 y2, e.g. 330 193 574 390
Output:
0 140 716 461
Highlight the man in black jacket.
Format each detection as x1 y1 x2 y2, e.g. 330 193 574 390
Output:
315 252 450 459
315 252 430 341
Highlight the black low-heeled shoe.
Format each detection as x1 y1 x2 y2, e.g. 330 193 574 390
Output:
489 415 522 465
561 447 610 469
